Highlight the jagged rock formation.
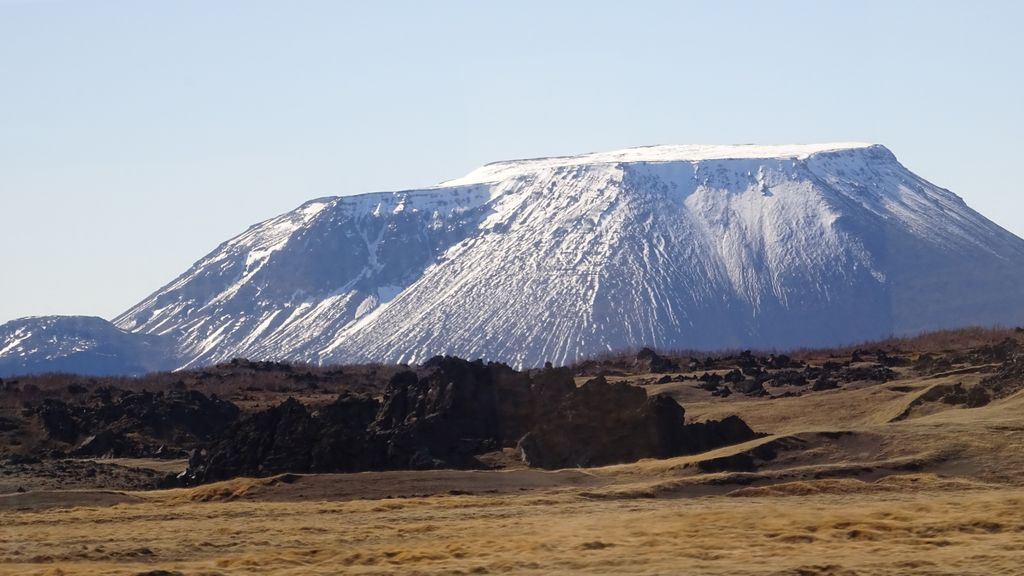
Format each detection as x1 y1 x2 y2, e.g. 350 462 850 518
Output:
185 357 757 482
34 387 239 458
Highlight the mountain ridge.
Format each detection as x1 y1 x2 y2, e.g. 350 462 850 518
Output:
3 143 1023 375
0 315 176 377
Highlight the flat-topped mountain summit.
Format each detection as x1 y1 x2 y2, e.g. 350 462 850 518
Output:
441 142 876 186
3 143 1024 375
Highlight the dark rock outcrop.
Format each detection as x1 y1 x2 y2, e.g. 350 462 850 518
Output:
517 376 684 469
723 369 745 384
682 416 757 455
33 388 239 458
635 348 678 373
892 381 993 421
730 379 767 397
979 345 1024 399
185 357 758 482
763 354 803 370
837 365 897 383
188 395 384 483
764 370 808 387
811 378 839 392
37 399 80 444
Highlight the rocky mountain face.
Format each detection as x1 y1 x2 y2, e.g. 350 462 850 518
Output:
3 143 1024 375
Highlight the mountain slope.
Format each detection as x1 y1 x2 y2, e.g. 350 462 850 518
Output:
114 186 492 367
0 316 176 377
108 143 1024 369
322 145 1024 365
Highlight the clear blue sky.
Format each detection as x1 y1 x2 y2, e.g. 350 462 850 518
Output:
1 0 1022 323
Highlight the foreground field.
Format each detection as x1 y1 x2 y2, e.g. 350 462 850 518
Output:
5 329 1024 575
4 474 1024 575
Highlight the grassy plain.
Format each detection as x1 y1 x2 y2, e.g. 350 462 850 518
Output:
5 333 1024 575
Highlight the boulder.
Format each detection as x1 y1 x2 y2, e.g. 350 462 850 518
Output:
635 348 678 373
767 370 807 387
71 430 135 458
723 369 745 384
837 365 896 383
680 416 757 455
811 377 839 391
731 379 767 396
699 372 723 386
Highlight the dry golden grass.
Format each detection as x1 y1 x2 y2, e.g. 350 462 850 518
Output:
3 478 1024 575
7 336 1024 575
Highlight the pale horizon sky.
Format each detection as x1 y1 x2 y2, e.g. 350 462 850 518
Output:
1 0 1022 324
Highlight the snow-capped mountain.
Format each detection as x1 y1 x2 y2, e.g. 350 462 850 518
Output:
0 316 176 377
114 184 493 368
4 143 1024 375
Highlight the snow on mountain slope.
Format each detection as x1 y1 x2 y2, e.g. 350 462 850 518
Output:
0 316 176 377
106 143 1024 369
114 186 493 367
441 143 874 187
